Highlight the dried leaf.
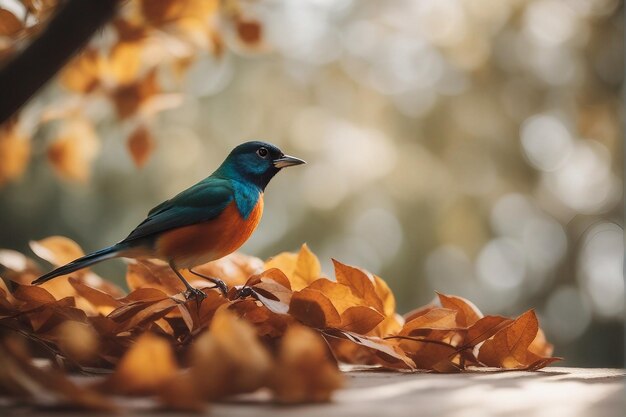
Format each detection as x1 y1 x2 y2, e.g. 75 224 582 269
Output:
401 308 458 335
47 118 100 182
54 320 99 362
463 315 513 348
30 236 84 267
103 333 178 395
477 310 558 369
333 259 384 313
113 18 148 42
437 292 482 327
140 0 187 25
60 48 102 93
339 306 384 334
112 69 159 119
0 122 30 186
289 288 341 329
236 19 262 45
307 278 363 313
107 41 143 85
265 244 320 291
0 240 560 411
126 125 154 168
0 9 22 36
270 325 343 403
190 308 272 399
0 337 114 410
529 327 554 357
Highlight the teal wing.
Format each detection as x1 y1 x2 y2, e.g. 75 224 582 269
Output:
122 177 234 242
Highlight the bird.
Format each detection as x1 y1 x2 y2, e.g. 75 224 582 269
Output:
32 141 305 301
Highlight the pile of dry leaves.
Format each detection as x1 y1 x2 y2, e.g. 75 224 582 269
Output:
0 236 559 411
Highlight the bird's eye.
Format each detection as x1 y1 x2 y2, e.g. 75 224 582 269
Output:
256 147 269 158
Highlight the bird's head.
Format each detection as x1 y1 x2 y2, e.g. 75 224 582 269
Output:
216 141 305 189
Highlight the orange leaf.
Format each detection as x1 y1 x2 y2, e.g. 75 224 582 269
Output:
127 125 154 168
47 118 100 182
529 327 554 358
107 41 143 85
112 69 159 119
68 277 122 315
60 48 102 93
463 315 513 348
478 309 542 368
54 320 99 362
103 333 178 395
29 236 84 267
332 259 384 313
401 308 458 335
270 325 343 403
140 0 187 25
307 278 363 314
339 306 384 334
0 122 30 186
0 9 23 36
373 274 396 318
265 244 320 290
246 270 293 315
113 18 148 42
190 308 272 399
289 288 341 329
437 292 483 327
237 19 262 44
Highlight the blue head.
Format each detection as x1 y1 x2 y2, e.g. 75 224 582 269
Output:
214 141 305 190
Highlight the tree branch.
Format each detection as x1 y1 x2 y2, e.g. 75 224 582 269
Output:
0 0 121 124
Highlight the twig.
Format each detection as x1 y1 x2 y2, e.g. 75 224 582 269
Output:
383 335 458 350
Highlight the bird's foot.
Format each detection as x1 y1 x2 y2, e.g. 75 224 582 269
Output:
188 269 228 297
184 287 207 303
207 278 228 296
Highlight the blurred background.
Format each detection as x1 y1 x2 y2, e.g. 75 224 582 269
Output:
0 0 623 367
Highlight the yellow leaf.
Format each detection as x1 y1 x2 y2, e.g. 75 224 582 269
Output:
107 41 143 85
333 259 384 313
265 244 320 291
47 118 100 182
29 236 85 267
60 48 102 93
0 122 30 186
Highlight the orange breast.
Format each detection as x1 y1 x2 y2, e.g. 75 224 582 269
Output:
155 196 264 268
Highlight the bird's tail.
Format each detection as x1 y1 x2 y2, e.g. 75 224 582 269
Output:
32 244 123 285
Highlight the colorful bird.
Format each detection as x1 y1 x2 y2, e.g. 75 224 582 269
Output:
32 141 305 300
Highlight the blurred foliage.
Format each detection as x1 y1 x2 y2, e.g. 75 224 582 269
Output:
0 0 623 367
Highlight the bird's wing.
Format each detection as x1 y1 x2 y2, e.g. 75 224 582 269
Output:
122 177 234 242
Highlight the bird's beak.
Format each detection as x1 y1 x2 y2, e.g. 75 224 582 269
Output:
273 154 306 168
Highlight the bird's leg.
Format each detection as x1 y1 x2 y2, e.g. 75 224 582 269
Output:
169 263 207 303
188 269 228 296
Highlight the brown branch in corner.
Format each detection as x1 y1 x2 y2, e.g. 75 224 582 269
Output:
0 0 121 124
